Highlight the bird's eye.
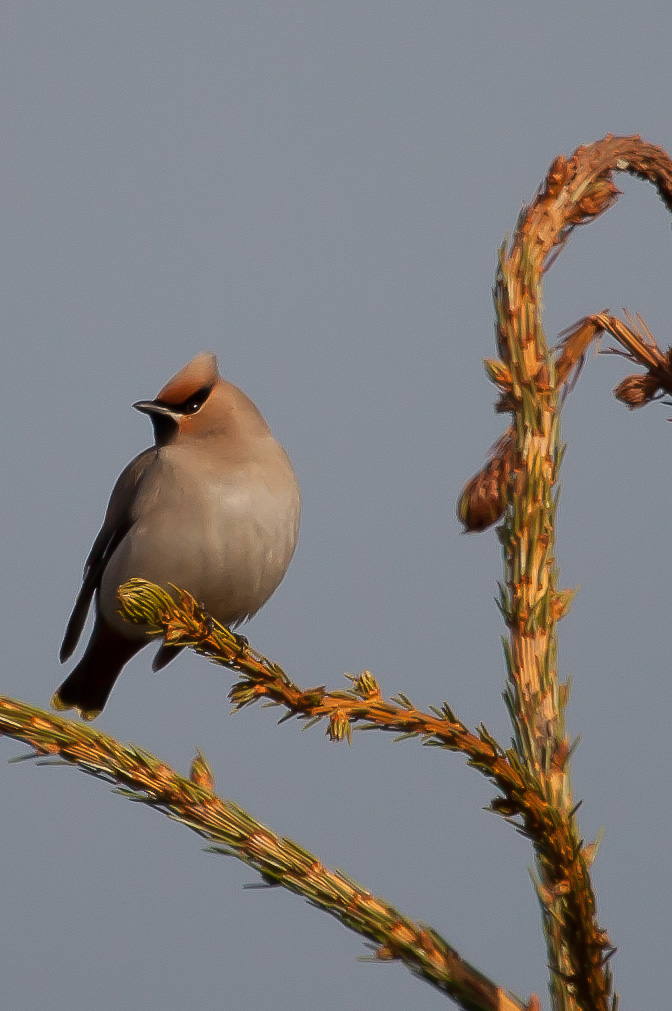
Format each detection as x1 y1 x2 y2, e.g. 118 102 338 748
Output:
177 385 212 415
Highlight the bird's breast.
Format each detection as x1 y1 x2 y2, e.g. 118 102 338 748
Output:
99 443 300 635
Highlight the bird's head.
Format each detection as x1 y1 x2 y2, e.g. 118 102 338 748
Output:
134 352 270 446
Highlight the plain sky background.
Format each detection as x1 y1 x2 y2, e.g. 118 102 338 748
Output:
1 4 671 1009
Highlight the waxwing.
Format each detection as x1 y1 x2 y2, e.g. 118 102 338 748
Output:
52 353 300 720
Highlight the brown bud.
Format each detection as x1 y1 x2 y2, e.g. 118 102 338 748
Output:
458 437 513 532
458 467 506 531
613 372 660 409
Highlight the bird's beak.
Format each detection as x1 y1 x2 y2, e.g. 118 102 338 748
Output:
133 398 181 447
133 399 178 418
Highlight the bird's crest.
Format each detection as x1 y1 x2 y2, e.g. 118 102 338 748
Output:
157 352 219 405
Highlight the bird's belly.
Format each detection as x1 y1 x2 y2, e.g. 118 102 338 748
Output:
99 477 299 636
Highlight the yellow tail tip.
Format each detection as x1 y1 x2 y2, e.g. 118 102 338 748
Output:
50 693 101 722
79 707 102 722
50 691 70 712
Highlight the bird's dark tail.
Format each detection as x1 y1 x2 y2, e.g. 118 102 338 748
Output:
52 618 145 720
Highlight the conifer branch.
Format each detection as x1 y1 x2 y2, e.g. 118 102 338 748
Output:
0 695 529 1011
114 578 613 1011
456 133 672 1011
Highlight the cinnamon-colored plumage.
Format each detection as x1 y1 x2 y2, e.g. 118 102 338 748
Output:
53 353 300 719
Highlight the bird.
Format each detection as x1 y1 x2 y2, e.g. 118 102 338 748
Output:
52 352 300 721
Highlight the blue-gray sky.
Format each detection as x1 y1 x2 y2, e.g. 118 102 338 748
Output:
2 4 671 1009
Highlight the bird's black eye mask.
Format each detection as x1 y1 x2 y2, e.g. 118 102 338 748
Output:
156 384 214 416
138 383 215 445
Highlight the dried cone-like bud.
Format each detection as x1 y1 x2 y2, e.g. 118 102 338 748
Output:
613 372 660 408
458 439 512 532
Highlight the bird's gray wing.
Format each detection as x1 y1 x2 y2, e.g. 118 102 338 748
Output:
60 448 157 662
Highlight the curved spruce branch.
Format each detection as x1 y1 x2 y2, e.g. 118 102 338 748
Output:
0 695 529 1011
458 133 672 534
457 134 672 1011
